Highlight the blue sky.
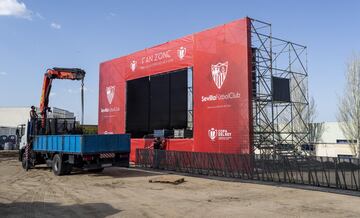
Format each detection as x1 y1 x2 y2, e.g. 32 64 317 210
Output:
0 0 359 124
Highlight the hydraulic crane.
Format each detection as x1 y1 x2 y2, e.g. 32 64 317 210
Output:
39 67 86 127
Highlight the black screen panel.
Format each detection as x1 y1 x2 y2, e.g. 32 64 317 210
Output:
170 69 188 129
272 76 291 102
126 68 190 137
126 77 150 136
150 74 170 130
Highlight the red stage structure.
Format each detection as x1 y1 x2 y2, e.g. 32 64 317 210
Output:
99 18 252 161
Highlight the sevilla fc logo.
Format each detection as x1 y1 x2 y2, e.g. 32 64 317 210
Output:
211 61 228 89
177 46 186 60
208 128 217 141
130 60 137 72
106 86 115 105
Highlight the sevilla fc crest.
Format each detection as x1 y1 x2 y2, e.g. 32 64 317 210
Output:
106 86 115 105
211 61 228 89
130 60 137 72
177 46 186 60
208 128 217 141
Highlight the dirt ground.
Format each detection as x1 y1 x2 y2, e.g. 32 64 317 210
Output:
1 151 360 218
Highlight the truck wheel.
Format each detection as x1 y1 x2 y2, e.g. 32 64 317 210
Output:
22 152 31 171
21 152 27 170
52 154 64 176
19 149 23 162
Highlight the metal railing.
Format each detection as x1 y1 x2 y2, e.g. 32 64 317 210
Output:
136 149 360 191
29 118 78 136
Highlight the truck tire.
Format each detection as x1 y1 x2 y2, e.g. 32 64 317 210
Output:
52 154 64 176
21 152 35 171
21 152 28 170
19 149 23 162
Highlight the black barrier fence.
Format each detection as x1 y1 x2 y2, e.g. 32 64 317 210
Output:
136 149 360 191
29 118 78 136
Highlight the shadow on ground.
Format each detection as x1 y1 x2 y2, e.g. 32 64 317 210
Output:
23 165 164 178
0 151 18 158
134 166 360 197
87 167 163 178
0 202 121 218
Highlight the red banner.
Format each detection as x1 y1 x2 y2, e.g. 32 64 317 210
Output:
99 18 252 157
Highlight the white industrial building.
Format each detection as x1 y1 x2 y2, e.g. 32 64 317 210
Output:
0 107 74 149
315 122 355 157
0 107 74 128
0 107 39 148
252 122 353 157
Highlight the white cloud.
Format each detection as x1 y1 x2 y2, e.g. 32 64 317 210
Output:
50 22 61 29
0 71 7 76
35 12 44 19
50 92 56 97
0 0 32 19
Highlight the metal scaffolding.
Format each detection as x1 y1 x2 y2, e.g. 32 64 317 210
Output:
250 18 309 155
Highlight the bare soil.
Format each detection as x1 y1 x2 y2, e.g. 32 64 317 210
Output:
1 151 360 218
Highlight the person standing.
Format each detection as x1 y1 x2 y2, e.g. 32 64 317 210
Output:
153 137 166 169
153 137 162 150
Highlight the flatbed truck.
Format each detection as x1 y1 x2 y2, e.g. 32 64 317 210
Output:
18 67 130 176
20 133 130 175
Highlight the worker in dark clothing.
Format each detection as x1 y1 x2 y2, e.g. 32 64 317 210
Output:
30 106 38 120
153 137 162 150
153 137 166 169
29 106 38 135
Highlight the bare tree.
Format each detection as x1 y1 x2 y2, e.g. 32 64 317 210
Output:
338 54 360 157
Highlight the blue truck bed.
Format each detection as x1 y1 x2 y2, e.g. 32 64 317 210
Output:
32 134 130 154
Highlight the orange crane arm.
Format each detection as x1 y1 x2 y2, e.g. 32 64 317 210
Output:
39 68 86 126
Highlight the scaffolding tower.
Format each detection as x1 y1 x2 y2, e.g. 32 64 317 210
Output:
250 18 310 155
